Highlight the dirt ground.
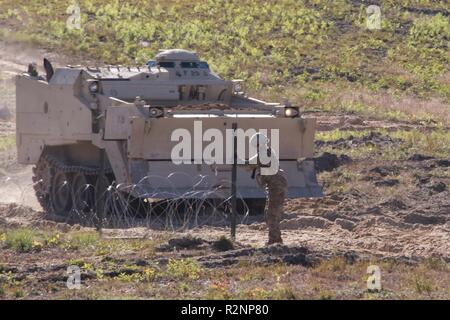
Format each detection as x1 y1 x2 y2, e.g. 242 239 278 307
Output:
0 41 449 299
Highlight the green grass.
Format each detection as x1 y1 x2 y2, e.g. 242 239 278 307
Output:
2 228 66 252
316 129 370 142
2 240 442 300
1 228 103 253
0 0 448 123
0 74 15 112
14 289 25 299
2 228 156 254
411 272 435 294
167 258 202 280
316 128 450 160
3 228 36 252
314 256 348 274
392 129 450 158
0 135 15 152
64 231 99 250
409 13 450 49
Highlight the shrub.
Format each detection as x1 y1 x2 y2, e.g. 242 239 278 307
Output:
4 229 36 252
65 232 99 250
167 258 201 280
408 14 450 48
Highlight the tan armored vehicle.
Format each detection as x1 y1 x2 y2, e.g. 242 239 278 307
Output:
16 49 322 215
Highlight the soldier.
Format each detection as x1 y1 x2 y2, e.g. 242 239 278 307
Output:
27 62 46 81
248 133 288 245
27 63 38 77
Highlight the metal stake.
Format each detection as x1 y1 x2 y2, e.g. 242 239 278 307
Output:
96 149 106 232
231 122 237 240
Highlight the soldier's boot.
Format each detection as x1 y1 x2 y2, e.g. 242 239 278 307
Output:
267 229 283 245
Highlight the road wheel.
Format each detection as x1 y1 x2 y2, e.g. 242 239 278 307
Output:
50 169 73 215
71 172 95 213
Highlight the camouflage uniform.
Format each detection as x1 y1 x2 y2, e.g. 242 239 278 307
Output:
256 169 288 244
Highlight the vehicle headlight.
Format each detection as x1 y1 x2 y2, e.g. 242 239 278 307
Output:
233 80 244 93
284 107 299 118
88 81 99 94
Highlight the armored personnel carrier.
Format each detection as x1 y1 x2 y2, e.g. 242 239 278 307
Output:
16 49 322 215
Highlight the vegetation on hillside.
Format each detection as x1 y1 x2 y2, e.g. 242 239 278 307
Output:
0 0 448 122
